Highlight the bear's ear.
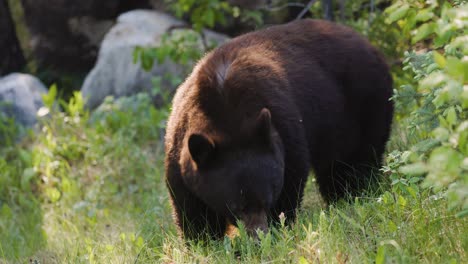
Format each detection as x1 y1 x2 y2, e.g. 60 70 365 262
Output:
188 134 215 167
256 108 272 143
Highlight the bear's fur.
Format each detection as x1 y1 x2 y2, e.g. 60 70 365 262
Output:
164 19 393 240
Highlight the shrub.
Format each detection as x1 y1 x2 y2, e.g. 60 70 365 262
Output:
384 1 467 217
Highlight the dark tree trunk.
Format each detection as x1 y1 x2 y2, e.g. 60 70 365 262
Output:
339 0 345 21
0 0 26 75
321 0 334 21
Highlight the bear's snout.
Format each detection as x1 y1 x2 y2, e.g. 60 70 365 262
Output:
241 210 268 237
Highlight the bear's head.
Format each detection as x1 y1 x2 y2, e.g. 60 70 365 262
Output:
180 108 285 235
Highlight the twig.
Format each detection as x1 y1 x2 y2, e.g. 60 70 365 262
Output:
296 0 319 20
261 2 306 12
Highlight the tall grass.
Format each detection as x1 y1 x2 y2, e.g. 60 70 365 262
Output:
0 92 466 263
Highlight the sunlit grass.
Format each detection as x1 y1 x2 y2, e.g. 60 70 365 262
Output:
1 93 466 263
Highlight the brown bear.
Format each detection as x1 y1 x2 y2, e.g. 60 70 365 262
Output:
164 19 393 240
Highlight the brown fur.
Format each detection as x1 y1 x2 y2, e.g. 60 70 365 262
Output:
165 19 393 240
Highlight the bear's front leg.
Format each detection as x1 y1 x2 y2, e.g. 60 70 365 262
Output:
166 170 226 241
270 162 309 225
269 119 311 226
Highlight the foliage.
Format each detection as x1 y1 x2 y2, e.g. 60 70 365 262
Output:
0 109 43 259
133 30 206 72
0 87 171 261
2 0 468 262
300 0 405 59
0 107 21 147
168 0 234 31
132 28 211 107
1 84 465 262
385 1 467 217
1 120 466 262
167 0 263 32
132 24 226 99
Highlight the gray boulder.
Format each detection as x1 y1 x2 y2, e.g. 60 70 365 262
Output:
81 10 229 109
0 73 47 128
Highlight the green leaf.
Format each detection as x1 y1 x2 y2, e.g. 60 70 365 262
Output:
420 72 446 90
384 2 401 15
401 151 413 163
215 11 227 26
415 9 435 22
204 9 215 28
406 185 419 199
155 48 167 64
45 187 61 203
433 51 446 68
398 195 407 207
223 236 232 253
440 115 452 129
446 81 463 101
232 6 240 18
42 84 58 109
1 204 12 218
434 28 453 48
446 57 468 83
21 168 36 190
386 4 410 24
19 149 32 165
429 147 463 174
432 127 450 141
375 245 386 264
135 236 144 249
456 209 468 218
413 138 440 153
449 36 468 55
337 210 364 233
457 122 468 154
61 178 72 193
412 22 436 44
299 256 310 264
463 87 468 109
446 107 457 126
400 162 428 176
387 220 398 233
132 46 141 64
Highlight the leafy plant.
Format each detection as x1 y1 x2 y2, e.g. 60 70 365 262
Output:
168 0 235 31
0 108 20 147
385 1 467 217
133 30 205 72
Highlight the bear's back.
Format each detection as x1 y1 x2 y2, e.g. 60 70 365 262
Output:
166 19 393 166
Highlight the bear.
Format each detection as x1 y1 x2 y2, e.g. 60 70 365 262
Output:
164 19 394 240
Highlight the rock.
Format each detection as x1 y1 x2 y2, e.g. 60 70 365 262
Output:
20 0 153 73
81 10 229 109
0 0 25 75
0 73 47 128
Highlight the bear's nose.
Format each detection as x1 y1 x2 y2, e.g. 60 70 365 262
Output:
241 209 268 237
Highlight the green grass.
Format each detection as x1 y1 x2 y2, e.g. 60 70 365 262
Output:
0 93 466 263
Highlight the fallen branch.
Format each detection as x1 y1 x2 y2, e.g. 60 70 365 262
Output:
296 0 318 20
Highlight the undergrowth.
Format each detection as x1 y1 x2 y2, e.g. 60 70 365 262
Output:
0 90 466 263
1 1 467 263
